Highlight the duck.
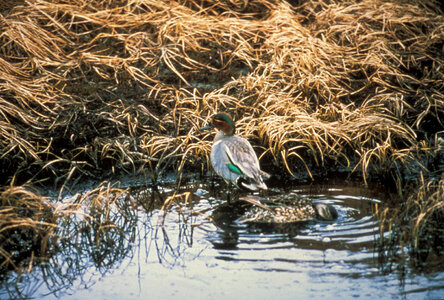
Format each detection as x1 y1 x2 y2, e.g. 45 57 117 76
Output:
238 192 338 223
200 112 270 191
200 113 338 225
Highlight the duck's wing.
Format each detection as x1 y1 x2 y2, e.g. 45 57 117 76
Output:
222 136 268 190
223 137 260 177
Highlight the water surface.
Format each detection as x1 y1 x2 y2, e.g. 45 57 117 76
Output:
1 178 443 299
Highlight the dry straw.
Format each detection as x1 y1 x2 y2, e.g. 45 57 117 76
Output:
0 186 56 272
0 0 442 184
0 0 443 269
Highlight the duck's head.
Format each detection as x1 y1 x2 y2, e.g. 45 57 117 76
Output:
200 112 235 135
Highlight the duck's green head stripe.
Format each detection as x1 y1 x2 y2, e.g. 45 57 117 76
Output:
226 163 243 175
213 112 235 134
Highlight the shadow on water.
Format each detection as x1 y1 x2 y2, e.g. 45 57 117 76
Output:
1 177 443 299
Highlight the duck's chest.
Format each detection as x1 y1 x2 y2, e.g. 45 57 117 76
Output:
210 138 229 163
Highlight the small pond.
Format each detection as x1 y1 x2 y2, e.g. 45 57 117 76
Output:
1 176 443 299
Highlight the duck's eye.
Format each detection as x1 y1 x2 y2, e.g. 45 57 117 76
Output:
213 119 224 126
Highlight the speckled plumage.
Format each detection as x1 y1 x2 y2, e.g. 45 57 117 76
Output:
238 192 338 223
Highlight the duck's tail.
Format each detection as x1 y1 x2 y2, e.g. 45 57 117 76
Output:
236 176 268 191
260 170 271 179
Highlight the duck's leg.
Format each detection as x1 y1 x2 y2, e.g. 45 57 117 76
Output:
226 182 232 204
230 187 242 204
226 183 242 204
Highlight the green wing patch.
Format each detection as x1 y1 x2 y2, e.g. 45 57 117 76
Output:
226 163 243 175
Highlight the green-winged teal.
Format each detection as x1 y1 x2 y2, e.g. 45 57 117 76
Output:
200 112 270 191
239 192 338 223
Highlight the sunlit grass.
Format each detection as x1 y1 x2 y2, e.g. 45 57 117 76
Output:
0 0 441 185
0 0 442 277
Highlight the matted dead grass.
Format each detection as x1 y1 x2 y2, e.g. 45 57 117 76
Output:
378 174 444 268
0 0 442 185
0 182 135 275
0 186 56 273
0 0 443 269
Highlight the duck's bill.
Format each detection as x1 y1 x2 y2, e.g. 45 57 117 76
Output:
199 124 213 131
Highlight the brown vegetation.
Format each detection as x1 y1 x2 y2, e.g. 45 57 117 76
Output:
0 0 442 184
0 0 443 275
378 174 443 269
0 182 136 275
0 186 56 273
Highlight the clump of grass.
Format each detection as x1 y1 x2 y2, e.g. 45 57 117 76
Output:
410 176 444 253
0 181 139 282
0 0 443 274
0 186 57 273
0 0 441 186
377 174 444 269
0 183 153 298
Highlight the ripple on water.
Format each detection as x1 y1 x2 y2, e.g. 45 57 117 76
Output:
2 181 443 300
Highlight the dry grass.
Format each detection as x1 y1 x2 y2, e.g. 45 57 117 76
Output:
378 174 444 268
0 0 443 274
0 186 57 273
0 0 442 185
0 181 136 277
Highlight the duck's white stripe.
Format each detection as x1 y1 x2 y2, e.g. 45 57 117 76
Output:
223 144 254 178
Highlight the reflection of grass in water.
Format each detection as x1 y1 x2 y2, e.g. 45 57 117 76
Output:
377 176 444 273
0 178 441 298
57 184 138 269
0 183 142 298
0 182 207 299
0 0 443 294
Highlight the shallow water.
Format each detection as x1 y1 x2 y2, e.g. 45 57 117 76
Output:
1 178 443 300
